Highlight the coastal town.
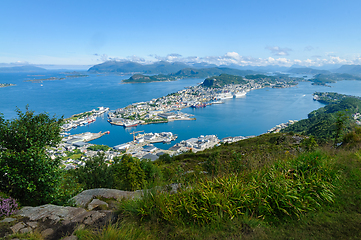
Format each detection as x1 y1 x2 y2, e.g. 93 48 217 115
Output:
63 75 297 130
52 77 300 170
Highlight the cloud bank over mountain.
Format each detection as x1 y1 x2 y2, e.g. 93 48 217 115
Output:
92 51 361 68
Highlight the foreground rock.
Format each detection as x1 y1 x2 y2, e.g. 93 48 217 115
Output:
71 188 142 208
2 204 115 239
1 188 143 239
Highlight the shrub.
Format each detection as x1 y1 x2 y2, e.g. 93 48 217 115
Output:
113 155 146 191
72 153 114 189
120 151 338 226
0 107 63 206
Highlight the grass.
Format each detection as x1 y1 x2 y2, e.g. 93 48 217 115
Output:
73 145 361 239
3 231 44 240
76 130 361 239
120 151 338 227
75 221 155 240
264 148 361 239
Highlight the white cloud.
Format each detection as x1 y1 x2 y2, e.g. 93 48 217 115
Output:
225 52 241 59
266 46 292 56
5 52 360 68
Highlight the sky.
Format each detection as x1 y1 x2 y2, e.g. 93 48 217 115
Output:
1 0 361 68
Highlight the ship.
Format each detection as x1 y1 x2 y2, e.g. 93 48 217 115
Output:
123 121 138 128
191 103 206 108
216 92 233 99
233 91 247 98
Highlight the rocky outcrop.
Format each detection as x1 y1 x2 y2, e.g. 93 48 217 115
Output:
2 204 115 239
71 188 142 208
1 188 143 239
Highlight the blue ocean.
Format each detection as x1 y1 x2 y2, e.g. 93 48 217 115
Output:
1 71 361 149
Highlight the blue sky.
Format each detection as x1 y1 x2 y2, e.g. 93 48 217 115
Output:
1 0 361 67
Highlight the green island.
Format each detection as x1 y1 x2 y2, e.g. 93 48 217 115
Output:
310 73 361 86
24 74 88 83
313 91 361 104
0 83 15 88
201 74 246 87
2 95 361 239
122 67 256 83
245 73 300 87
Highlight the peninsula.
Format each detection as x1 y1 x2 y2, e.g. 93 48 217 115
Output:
109 73 299 127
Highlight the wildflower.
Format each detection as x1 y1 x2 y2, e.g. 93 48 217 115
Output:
0 197 18 218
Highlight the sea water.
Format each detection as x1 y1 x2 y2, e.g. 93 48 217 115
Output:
1 72 361 149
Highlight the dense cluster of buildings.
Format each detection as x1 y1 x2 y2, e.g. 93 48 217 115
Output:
169 135 220 153
107 81 264 126
55 79 299 170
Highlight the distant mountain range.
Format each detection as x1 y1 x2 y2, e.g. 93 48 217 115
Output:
334 65 361 75
88 61 191 74
88 60 275 74
287 68 331 75
89 61 361 76
0 65 47 72
282 65 361 76
1 61 360 77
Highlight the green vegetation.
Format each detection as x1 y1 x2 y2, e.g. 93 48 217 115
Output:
3 97 361 238
201 74 246 88
69 154 162 191
245 73 301 85
313 91 361 104
24 74 88 83
66 111 92 121
87 144 111 151
122 151 336 226
0 107 64 206
282 96 361 142
123 74 174 83
74 127 361 239
310 73 361 86
123 67 256 83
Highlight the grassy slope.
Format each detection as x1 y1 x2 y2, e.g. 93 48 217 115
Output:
74 130 361 239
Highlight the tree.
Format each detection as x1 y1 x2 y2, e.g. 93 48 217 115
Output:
73 153 114 189
334 111 348 147
113 154 146 191
0 107 63 206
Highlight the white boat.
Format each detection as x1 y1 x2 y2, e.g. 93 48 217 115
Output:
123 120 138 128
233 91 247 98
216 92 233 99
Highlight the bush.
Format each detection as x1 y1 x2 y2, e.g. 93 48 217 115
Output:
72 153 114 189
0 107 63 206
120 151 338 225
113 155 146 191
